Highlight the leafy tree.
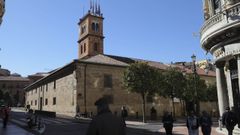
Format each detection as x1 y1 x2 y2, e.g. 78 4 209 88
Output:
123 62 163 123
206 84 217 102
159 67 186 118
183 74 207 115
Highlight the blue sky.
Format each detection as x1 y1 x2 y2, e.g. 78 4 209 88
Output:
0 0 209 77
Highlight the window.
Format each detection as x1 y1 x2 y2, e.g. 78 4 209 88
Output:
92 22 99 32
46 84 48 92
92 22 95 31
84 43 86 52
31 100 33 105
45 98 48 105
94 43 98 51
35 100 37 105
53 80 56 89
96 23 99 32
81 25 86 34
35 89 37 93
53 97 56 105
104 74 112 88
81 45 83 54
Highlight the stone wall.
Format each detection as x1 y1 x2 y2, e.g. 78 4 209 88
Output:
26 73 77 117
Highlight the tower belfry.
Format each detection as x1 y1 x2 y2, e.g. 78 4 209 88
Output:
78 0 104 59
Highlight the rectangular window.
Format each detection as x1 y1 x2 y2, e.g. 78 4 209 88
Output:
104 74 112 88
45 98 48 105
35 100 37 105
81 45 83 54
40 86 42 92
31 100 33 105
53 81 56 89
35 89 37 93
84 43 86 52
53 97 56 105
46 84 48 92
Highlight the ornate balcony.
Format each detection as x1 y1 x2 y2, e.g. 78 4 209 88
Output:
0 0 5 25
200 2 240 52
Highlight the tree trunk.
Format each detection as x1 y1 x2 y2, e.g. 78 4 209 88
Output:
171 97 176 119
142 94 146 123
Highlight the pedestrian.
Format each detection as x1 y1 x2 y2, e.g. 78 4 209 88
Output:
121 106 128 122
86 97 126 135
186 111 199 135
199 111 212 135
1 105 10 128
162 111 174 135
222 106 237 135
150 106 157 120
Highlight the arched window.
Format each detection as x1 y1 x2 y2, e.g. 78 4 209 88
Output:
95 23 99 32
92 23 95 31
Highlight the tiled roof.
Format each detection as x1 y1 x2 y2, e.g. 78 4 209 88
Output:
0 76 30 81
171 64 216 77
82 54 129 67
106 55 168 70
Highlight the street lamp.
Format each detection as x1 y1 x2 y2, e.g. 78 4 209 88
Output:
191 54 198 114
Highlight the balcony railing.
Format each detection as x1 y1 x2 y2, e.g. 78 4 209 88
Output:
200 2 240 36
200 13 224 35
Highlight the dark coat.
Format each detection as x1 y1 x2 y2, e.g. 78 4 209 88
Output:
162 114 174 128
222 111 237 129
86 110 126 135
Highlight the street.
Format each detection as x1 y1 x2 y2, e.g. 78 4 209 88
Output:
8 109 224 135
10 110 156 135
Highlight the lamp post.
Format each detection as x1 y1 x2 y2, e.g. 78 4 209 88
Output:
191 54 198 115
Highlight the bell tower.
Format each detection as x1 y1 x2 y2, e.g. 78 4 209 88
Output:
78 0 104 59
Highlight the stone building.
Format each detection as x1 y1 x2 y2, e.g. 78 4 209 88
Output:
0 0 5 25
201 0 240 117
0 67 30 106
25 2 217 118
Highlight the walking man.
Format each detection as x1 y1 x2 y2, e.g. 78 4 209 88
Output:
199 111 212 135
186 111 199 135
222 107 237 135
86 97 126 135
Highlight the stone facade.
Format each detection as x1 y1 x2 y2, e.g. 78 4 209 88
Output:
201 0 240 117
0 67 30 106
25 56 216 117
